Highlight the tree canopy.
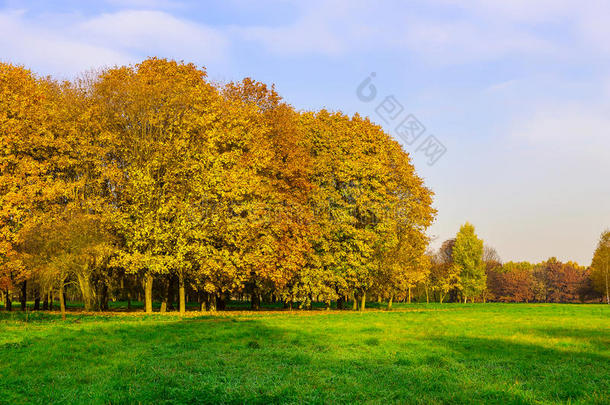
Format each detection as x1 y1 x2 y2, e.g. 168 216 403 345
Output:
0 59 436 313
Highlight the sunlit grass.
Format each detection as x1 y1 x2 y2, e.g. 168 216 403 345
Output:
0 304 608 404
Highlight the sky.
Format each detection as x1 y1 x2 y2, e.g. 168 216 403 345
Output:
1 0 609 265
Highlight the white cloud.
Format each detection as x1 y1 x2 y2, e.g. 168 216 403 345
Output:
104 0 184 9
231 0 557 63
434 0 576 23
432 0 610 59
0 9 132 77
232 0 352 56
79 10 228 65
0 8 229 77
509 103 610 157
397 19 555 65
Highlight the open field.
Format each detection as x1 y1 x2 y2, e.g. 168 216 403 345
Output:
1 304 608 404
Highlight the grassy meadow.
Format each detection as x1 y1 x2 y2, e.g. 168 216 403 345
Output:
0 304 608 404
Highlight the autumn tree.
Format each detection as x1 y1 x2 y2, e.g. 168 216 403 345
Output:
533 258 589 303
2 58 437 313
0 64 95 311
300 111 434 310
429 242 461 303
92 58 222 314
488 262 535 303
482 245 502 302
220 79 315 310
0 63 52 310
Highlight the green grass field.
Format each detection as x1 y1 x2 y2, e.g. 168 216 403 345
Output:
1 304 608 404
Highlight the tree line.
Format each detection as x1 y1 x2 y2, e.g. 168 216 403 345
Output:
427 227 609 304
0 58 435 315
1 58 608 315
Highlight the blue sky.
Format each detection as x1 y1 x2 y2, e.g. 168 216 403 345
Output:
2 0 609 264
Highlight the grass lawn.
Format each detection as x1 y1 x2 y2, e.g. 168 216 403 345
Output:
0 304 608 404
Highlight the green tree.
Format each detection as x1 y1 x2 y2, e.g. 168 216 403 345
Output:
590 230 610 304
453 222 486 302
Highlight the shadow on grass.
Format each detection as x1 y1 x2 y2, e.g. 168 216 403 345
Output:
531 326 610 352
423 335 609 404
0 313 608 404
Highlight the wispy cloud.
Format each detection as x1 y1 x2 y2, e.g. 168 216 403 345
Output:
0 9 132 77
0 7 229 77
79 10 229 65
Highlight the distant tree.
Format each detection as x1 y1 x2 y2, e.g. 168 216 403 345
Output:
483 245 501 264
492 262 535 303
482 245 502 302
439 239 456 265
452 223 486 302
535 258 588 303
590 230 610 304
429 246 460 304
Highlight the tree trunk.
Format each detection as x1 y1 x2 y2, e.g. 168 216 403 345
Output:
217 293 227 310
34 288 40 310
387 294 393 310
352 293 358 310
144 273 153 314
166 276 175 310
59 280 66 320
20 280 27 311
360 292 366 311
77 274 94 311
606 263 610 305
209 294 217 311
5 289 12 311
337 296 345 310
250 285 260 310
42 290 49 310
160 277 169 313
200 292 207 312
98 282 109 311
425 285 429 304
179 275 186 315
408 286 412 304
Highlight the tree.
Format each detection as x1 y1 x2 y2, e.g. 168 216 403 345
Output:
220 79 315 310
488 262 534 303
534 258 588 303
0 63 53 311
301 111 434 310
482 245 502 302
93 58 219 314
0 58 438 313
429 244 460 304
452 223 486 302
591 230 610 304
